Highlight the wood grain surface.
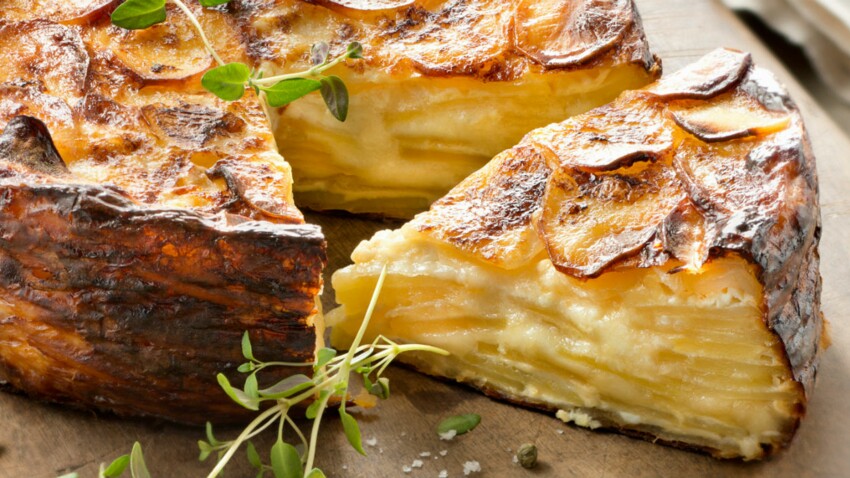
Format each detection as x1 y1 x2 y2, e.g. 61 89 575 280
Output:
2 1 849 477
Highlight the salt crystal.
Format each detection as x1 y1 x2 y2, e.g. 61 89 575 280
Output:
439 450 448 456
438 471 448 478
412 459 424 469
556 429 565 435
366 437 378 447
462 461 481 476
420 452 432 457
403 465 412 474
439 430 457 441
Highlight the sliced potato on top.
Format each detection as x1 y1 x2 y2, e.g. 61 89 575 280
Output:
413 144 552 269
538 160 685 277
387 0 512 76
514 0 631 66
84 5 243 83
527 100 673 172
1 0 116 25
669 92 790 143
644 48 751 100
0 20 89 100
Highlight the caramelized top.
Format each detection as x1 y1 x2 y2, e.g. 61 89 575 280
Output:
0 4 302 223
414 48 818 279
0 0 658 222
229 0 657 81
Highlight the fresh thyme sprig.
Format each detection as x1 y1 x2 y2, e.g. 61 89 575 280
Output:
111 0 362 121
64 267 448 478
58 442 150 478
201 265 449 477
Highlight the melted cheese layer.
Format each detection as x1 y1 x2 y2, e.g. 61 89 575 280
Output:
328 227 803 459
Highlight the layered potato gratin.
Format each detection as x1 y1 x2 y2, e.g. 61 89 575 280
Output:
0 0 825 461
329 49 826 460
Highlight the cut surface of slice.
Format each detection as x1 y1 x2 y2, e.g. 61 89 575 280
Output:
232 0 660 217
329 49 825 459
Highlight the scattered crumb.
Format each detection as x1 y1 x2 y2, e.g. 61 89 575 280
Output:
366 437 378 447
439 430 457 441
512 455 519 464
439 450 448 457
342 465 348 470
403 465 413 474
379 448 384 454
412 459 424 469
420 452 432 457
462 461 481 476
556 429 564 435
439 471 448 478
556 409 601 429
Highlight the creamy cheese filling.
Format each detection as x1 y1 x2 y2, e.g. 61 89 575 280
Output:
328 227 803 460
270 64 655 217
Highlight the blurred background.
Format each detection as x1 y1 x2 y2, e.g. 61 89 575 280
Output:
724 0 850 135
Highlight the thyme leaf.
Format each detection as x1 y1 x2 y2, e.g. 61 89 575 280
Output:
201 63 251 101
437 413 482 436
262 78 322 108
111 0 167 30
319 76 349 122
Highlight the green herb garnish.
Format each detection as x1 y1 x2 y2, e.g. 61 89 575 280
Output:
437 413 482 436
202 265 448 477
111 0 167 30
57 441 148 478
111 0 362 121
77 266 448 477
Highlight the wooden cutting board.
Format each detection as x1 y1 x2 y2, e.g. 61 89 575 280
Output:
2 1 849 476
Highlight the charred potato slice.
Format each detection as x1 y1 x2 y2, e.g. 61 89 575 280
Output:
539 160 685 277
2 0 116 24
412 144 552 269
669 92 790 143
514 0 631 66
84 4 243 83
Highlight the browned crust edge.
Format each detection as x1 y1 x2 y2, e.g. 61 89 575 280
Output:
228 0 660 82
0 182 327 424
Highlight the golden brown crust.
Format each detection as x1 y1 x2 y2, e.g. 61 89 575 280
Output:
227 0 658 81
0 179 325 424
0 11 281 218
414 145 552 268
0 7 326 422
414 47 823 423
2 0 118 25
